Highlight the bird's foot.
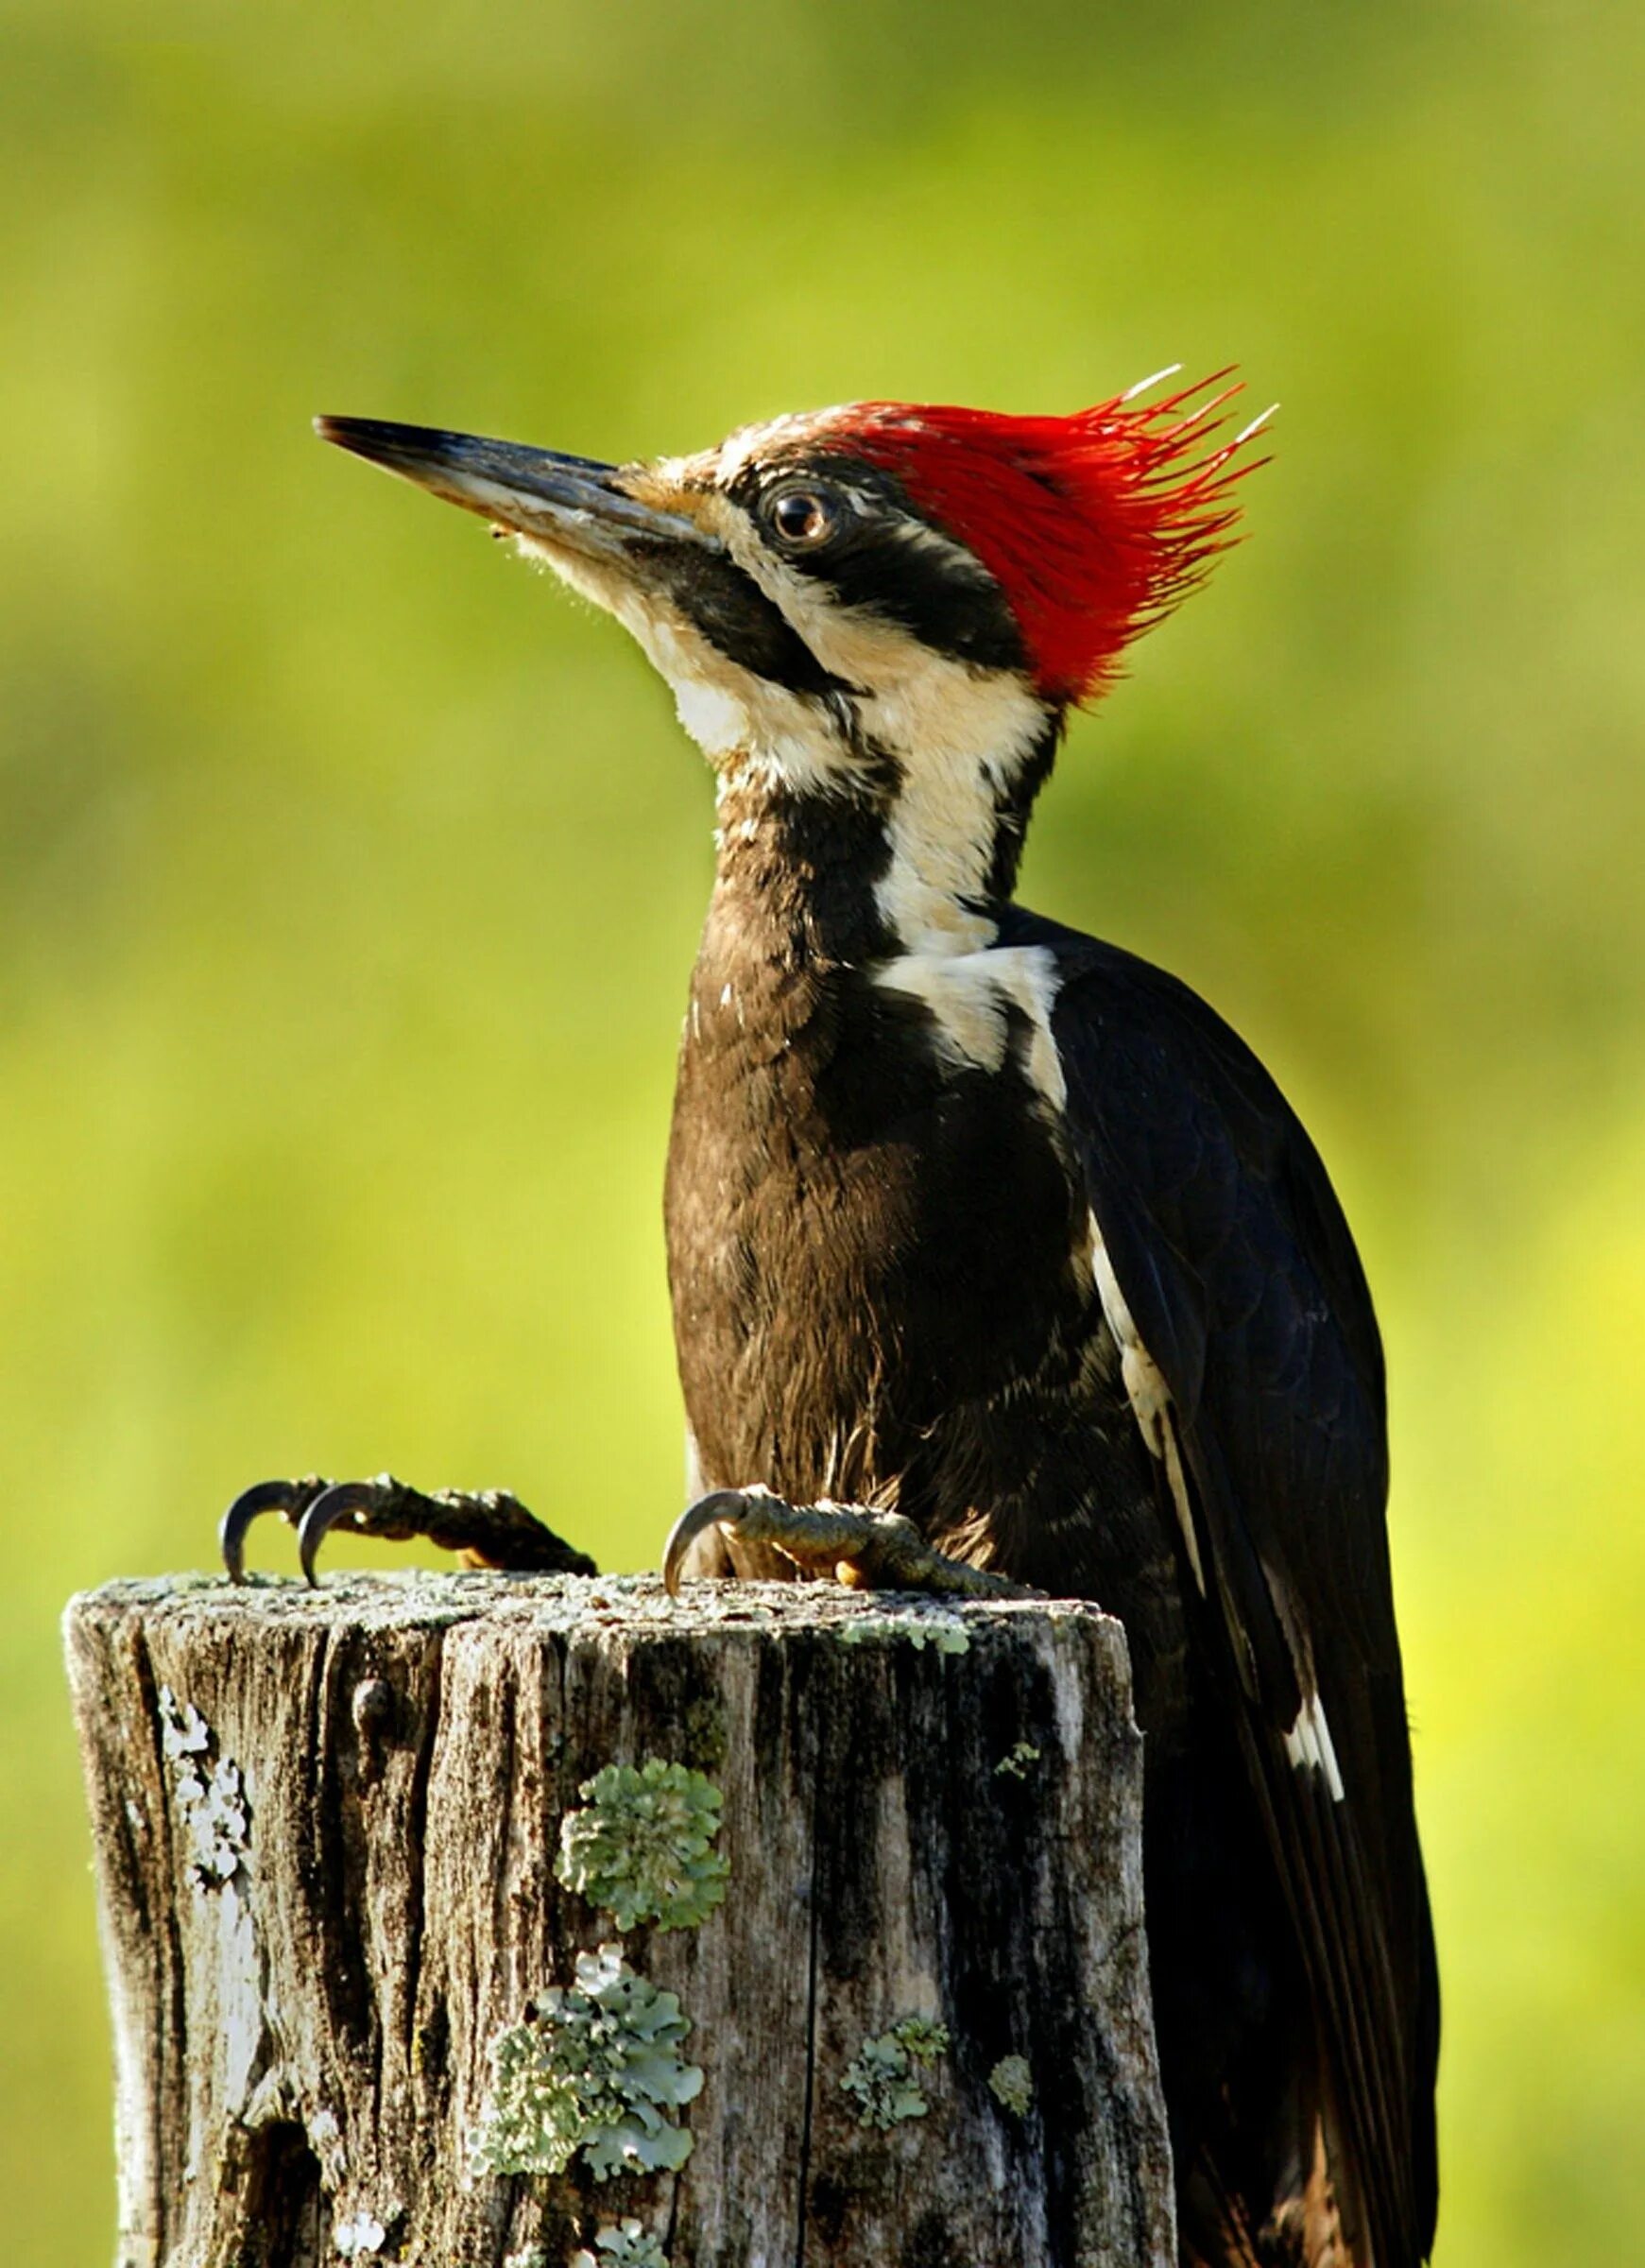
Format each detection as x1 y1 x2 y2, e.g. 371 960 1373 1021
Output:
220 1472 598 1586
661 1487 1034 1600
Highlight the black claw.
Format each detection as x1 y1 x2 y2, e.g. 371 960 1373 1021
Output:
297 1477 389 1587
220 1475 329 1583
224 1468 591 1581
661 1489 753 1595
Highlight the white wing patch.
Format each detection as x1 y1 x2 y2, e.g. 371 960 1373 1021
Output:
1088 1216 1208 1595
1283 1689 1346 1803
873 942 1066 1108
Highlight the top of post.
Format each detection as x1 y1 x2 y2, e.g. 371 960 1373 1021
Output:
65 1568 1127 1652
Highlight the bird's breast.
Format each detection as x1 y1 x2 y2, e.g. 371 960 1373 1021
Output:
665 938 1094 1512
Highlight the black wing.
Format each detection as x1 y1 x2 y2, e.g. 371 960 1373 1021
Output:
1024 915 1439 2266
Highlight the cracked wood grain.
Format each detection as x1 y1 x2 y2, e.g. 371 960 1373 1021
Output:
64 1572 1174 2268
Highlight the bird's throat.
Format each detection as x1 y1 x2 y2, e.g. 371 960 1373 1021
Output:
706 702 1059 977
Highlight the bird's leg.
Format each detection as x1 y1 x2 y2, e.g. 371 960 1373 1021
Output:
661 1486 1036 1600
220 1472 597 1587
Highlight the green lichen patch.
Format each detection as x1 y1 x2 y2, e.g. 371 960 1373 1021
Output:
467 1945 703 2183
988 2054 1034 2116
842 2016 951 2130
837 1614 969 1655
891 2016 950 2060
571 2221 671 2267
556 1759 730 1933
994 1740 1041 1780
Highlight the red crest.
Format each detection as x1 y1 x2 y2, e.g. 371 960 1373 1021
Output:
815 373 1264 704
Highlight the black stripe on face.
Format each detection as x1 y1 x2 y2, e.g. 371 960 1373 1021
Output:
628 538 858 700
983 714 1062 902
723 452 1030 676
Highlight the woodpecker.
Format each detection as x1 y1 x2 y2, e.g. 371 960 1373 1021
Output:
225 378 1439 2266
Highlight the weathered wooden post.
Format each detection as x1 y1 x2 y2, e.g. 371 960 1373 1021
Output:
65 1571 1174 2267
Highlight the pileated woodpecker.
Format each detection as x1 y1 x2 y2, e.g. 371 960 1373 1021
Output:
225 380 1439 2266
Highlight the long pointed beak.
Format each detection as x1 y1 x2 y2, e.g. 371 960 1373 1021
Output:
315 416 714 560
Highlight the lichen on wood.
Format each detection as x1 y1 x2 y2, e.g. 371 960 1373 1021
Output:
570 2220 672 2268
555 1759 729 1933
989 2053 1035 2116
841 2016 951 2129
65 1570 1175 2267
467 1944 703 2182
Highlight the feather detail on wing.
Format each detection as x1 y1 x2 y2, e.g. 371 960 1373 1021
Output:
1033 921 1439 2268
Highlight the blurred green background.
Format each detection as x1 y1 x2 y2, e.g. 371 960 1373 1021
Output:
4 2 1643 2259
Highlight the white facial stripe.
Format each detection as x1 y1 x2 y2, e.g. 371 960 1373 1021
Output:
514 530 843 793
868 665 1047 950
1088 1215 1208 1595
872 943 1066 1108
709 493 916 687
708 493 1051 927
707 490 1050 928
524 472 1054 971
1283 1690 1346 1802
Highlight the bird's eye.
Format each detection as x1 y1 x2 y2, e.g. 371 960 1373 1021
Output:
767 487 837 551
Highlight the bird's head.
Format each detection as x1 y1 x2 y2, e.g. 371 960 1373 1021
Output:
319 379 1263 929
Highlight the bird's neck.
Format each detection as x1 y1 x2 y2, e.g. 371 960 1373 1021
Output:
704 716 1059 978
707 767 897 977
